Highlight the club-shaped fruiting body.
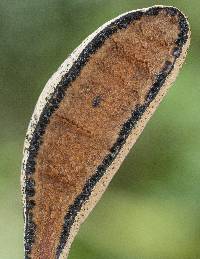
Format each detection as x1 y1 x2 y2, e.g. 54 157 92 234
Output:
21 5 190 259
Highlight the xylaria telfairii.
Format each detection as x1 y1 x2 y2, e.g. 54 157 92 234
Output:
21 5 190 259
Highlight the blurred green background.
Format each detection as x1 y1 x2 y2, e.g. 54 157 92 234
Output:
0 0 199 258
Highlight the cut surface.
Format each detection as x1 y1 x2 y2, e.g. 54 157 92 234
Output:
22 6 190 259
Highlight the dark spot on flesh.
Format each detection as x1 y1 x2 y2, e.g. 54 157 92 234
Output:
92 96 102 107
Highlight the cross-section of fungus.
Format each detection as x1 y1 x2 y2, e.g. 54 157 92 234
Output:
22 6 190 259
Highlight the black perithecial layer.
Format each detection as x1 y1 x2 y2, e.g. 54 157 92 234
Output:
22 6 189 258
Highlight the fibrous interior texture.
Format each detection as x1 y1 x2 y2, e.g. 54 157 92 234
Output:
29 11 181 258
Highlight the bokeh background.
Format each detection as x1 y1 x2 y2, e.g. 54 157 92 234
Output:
0 0 199 258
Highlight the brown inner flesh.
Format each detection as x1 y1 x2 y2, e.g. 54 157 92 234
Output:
30 12 179 258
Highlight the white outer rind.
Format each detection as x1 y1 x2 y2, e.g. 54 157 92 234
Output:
20 5 188 258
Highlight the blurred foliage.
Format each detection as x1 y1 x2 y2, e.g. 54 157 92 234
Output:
0 0 200 258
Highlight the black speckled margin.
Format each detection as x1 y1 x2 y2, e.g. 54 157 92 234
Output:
23 6 189 259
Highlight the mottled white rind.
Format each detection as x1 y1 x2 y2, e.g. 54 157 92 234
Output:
21 5 190 259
